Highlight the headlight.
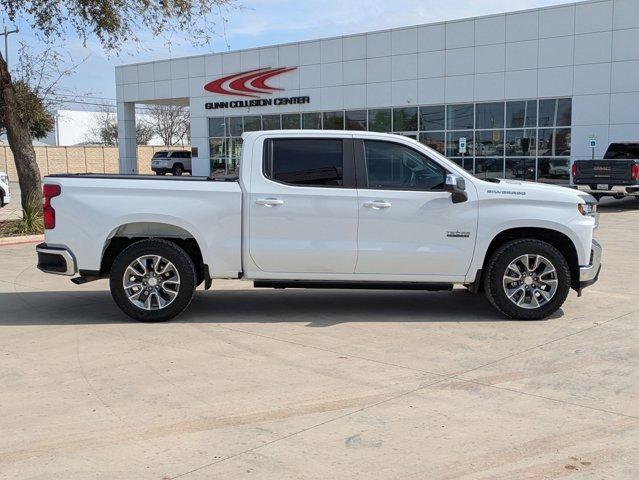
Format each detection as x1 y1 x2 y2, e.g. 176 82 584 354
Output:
0 173 7 183
578 202 599 228
578 203 597 216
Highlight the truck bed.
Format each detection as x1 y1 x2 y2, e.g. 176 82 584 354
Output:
42 173 243 277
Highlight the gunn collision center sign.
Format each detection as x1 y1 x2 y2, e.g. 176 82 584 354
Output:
204 67 310 110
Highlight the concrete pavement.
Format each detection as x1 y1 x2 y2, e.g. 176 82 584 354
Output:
0 198 638 479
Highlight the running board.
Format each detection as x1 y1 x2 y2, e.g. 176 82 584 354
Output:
253 280 453 291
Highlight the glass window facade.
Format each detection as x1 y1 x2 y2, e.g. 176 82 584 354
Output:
207 97 572 183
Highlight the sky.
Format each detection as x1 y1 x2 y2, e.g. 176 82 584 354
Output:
2 0 577 106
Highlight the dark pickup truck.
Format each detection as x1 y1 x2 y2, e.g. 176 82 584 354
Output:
572 143 639 200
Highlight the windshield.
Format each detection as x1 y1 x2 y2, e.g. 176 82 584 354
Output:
153 152 169 158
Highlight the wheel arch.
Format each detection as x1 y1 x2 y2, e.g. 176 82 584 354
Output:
481 227 580 290
99 222 209 285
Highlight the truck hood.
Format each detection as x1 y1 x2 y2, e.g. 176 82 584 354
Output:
477 178 596 204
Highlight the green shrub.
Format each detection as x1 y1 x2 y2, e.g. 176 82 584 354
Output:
13 194 44 235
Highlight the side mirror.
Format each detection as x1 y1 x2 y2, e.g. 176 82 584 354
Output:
444 173 468 204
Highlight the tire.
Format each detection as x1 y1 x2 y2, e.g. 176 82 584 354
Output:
172 164 184 176
109 239 197 322
484 239 571 320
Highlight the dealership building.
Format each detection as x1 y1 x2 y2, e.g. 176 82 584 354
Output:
115 0 639 183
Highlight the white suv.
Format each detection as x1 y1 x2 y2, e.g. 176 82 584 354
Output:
0 172 11 207
151 151 192 176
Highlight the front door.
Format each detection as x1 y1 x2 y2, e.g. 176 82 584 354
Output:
355 139 477 277
249 136 359 274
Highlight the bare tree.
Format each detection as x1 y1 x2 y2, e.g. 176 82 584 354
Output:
147 104 190 146
86 105 153 146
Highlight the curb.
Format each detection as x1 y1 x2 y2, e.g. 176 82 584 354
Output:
0 234 44 247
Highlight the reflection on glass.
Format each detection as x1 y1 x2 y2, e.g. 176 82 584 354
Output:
538 128 571 156
323 111 344 129
209 138 225 176
538 158 570 184
505 129 536 156
447 104 474 130
419 105 445 130
506 100 537 128
475 130 504 157
475 158 504 180
226 137 243 175
446 131 474 157
282 114 301 129
302 112 322 129
345 110 367 130
262 115 281 130
555 128 571 156
419 131 445 154
208 117 225 137
228 117 243 137
538 128 553 156
506 158 536 181
476 102 504 129
539 99 556 127
556 98 572 127
243 115 261 132
393 107 418 132
369 109 392 132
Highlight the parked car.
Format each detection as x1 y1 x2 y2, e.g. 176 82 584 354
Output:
0 171 11 207
151 150 192 176
36 131 600 322
573 142 639 200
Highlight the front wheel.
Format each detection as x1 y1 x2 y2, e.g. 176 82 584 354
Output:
109 239 196 322
484 239 571 320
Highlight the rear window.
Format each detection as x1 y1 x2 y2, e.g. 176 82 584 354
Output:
605 143 639 159
266 139 344 186
153 152 169 158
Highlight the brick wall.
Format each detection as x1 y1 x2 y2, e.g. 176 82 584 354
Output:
0 145 190 178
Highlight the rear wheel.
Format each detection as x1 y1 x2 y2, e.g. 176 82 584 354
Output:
484 239 571 320
172 164 184 176
109 239 196 322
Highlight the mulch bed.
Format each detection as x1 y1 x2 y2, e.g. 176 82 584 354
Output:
0 220 42 238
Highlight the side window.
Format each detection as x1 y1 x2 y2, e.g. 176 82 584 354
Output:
363 141 447 190
267 139 344 186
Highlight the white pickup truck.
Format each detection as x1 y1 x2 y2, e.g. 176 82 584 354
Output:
36 130 601 322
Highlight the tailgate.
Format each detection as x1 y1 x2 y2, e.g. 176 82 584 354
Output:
573 160 635 185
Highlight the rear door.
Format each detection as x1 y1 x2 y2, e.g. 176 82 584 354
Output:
248 135 359 274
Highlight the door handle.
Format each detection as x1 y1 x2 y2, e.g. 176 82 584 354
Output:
363 200 392 210
256 198 284 207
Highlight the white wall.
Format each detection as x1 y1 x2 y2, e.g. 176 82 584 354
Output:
116 0 639 174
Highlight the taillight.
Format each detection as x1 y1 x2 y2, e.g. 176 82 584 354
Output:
43 184 61 230
632 163 639 181
571 163 577 180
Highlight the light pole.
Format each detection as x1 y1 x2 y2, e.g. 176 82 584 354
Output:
0 25 19 67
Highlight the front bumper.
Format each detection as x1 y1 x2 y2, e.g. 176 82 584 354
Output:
578 239 602 292
36 243 77 276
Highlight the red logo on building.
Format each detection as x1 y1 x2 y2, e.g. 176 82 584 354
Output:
204 67 297 98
